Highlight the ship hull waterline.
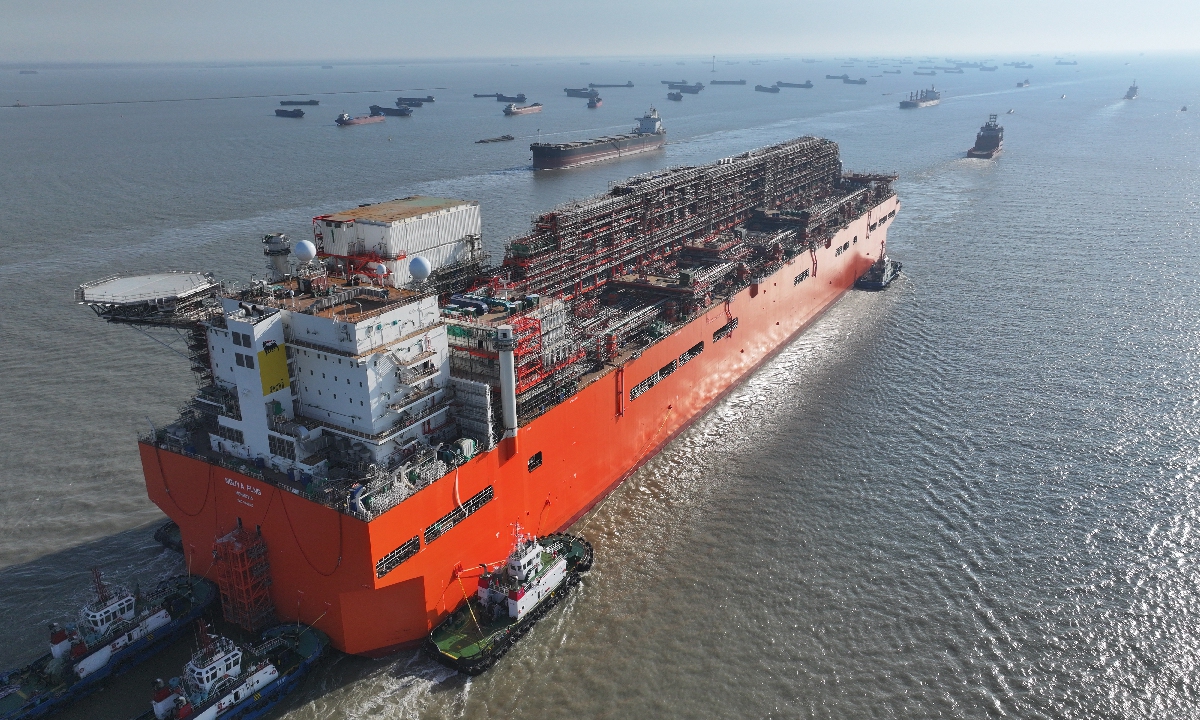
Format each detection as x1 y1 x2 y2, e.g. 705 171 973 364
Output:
140 196 898 657
531 135 666 170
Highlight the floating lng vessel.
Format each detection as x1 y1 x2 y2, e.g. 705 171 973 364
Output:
967 114 1004 159
77 137 900 657
425 533 592 674
133 622 326 720
0 574 216 720
899 86 940 109
531 108 665 170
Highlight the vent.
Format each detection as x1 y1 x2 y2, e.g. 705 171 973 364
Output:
424 486 494 545
375 536 420 578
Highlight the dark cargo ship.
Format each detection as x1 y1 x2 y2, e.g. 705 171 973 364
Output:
967 114 1003 159
531 108 665 170
279 100 319 106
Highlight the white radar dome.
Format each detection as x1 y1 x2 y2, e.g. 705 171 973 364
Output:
293 239 317 263
409 256 432 282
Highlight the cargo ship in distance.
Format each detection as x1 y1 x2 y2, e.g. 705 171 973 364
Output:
531 107 665 169
1124 81 1138 100
899 86 940 109
77 137 900 658
503 102 541 116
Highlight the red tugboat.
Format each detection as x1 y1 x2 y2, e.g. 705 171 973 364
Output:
967 114 1004 159
76 138 900 658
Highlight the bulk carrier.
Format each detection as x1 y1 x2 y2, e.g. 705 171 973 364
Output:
77 137 899 657
531 108 666 170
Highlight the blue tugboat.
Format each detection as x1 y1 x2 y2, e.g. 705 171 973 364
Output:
0 573 217 720
855 254 902 290
133 622 327 720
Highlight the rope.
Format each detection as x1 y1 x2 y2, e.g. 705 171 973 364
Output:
456 575 484 637
152 445 210 517
637 406 675 462
278 490 343 577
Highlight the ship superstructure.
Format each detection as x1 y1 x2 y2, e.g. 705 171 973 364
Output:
79 138 900 657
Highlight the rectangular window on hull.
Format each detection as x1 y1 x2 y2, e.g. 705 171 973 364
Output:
678 342 704 367
424 486 494 545
376 536 420 578
528 452 543 472
713 317 739 343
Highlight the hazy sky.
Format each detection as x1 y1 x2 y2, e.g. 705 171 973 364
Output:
2 0 1199 63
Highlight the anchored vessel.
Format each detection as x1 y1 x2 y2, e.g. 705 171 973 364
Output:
77 137 900 658
1124 81 1138 100
425 533 592 674
531 108 665 169
776 81 813 88
564 88 598 98
587 96 602 108
588 82 633 88
967 114 1004 158
279 100 319 106
274 109 305 118
503 103 541 116
369 105 413 117
754 85 780 94
0 574 216 720
134 623 326 720
666 91 683 101
709 80 747 85
335 113 384 126
899 86 940 109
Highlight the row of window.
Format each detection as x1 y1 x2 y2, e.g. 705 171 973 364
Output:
234 352 255 369
630 341 705 402
424 486 494 545
231 332 254 348
305 369 361 387
215 424 245 445
301 386 366 406
376 536 421 578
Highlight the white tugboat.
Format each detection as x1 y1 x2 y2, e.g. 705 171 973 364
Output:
139 621 326 720
425 531 592 675
0 572 216 720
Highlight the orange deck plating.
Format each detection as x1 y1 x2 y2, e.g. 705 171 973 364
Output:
142 197 898 656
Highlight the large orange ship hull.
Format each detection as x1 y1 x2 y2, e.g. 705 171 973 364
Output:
141 197 899 656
